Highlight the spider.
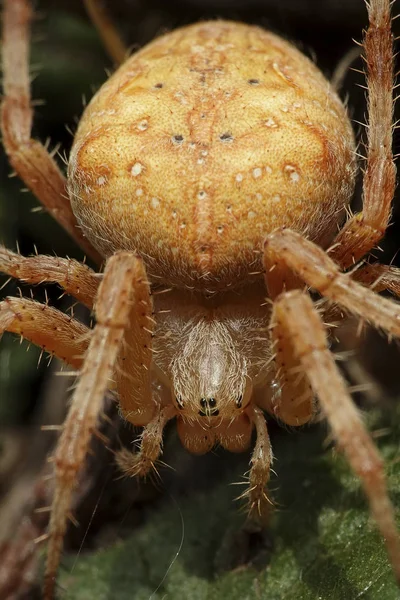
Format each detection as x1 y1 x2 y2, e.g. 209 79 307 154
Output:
1 0 400 596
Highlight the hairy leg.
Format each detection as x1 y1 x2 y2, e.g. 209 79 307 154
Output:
320 262 400 324
115 256 157 426
83 0 128 65
329 0 395 268
259 310 315 426
43 252 141 599
0 297 89 368
244 406 273 519
352 262 400 297
1 0 100 263
264 229 400 337
117 405 176 478
0 245 99 308
272 290 400 583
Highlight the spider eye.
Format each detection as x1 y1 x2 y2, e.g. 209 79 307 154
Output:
176 395 184 409
208 397 216 407
236 394 243 408
200 398 207 408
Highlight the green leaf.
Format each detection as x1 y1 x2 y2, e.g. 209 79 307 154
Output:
59 408 400 600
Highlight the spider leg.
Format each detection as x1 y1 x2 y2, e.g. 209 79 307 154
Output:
1 0 101 263
258 306 315 426
0 245 99 308
43 252 141 599
351 262 400 298
261 233 322 428
261 241 303 300
83 0 128 65
115 256 158 427
271 290 400 584
264 229 400 337
319 262 400 325
0 297 89 368
242 406 273 520
117 405 176 478
329 0 396 268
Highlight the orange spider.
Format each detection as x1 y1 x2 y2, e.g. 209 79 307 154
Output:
1 0 400 597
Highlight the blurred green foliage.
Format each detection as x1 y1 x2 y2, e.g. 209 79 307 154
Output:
59 410 400 600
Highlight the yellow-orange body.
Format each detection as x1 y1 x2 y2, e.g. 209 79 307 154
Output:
69 20 356 291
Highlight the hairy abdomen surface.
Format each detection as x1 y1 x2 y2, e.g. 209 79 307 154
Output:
69 21 356 290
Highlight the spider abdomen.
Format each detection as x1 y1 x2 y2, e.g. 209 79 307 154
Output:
68 20 356 290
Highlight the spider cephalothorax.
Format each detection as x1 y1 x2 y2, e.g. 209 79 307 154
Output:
1 0 400 597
